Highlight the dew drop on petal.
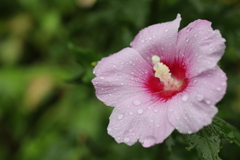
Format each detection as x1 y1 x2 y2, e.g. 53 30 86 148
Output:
117 114 124 120
133 100 142 106
142 136 157 148
196 94 204 101
124 137 130 143
206 100 211 104
138 109 144 114
182 94 189 102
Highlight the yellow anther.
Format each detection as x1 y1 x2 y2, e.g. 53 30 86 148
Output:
151 55 182 91
152 55 172 83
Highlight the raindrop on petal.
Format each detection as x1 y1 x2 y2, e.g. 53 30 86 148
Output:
133 100 142 106
206 100 211 104
196 94 204 101
124 137 130 143
138 109 144 114
117 114 124 120
142 136 157 148
182 94 189 102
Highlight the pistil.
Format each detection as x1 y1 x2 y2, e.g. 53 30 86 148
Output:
152 55 182 91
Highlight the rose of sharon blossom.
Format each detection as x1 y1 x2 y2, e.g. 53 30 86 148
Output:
92 14 227 147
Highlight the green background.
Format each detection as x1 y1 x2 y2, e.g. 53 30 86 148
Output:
0 0 240 159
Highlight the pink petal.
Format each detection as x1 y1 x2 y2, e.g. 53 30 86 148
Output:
107 94 174 147
130 14 181 65
167 66 227 133
177 20 226 77
92 48 152 107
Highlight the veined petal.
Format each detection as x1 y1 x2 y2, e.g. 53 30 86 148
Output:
177 20 226 77
168 66 227 133
92 48 152 107
107 94 174 147
130 14 181 65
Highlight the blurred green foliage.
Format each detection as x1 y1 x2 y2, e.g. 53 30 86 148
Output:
0 0 240 159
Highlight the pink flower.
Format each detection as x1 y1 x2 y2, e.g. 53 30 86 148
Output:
92 14 227 147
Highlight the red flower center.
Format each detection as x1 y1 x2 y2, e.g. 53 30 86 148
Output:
145 59 189 101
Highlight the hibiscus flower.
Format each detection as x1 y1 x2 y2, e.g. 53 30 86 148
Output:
92 14 227 147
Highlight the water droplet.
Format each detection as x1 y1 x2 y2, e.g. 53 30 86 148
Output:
117 114 124 120
186 27 192 32
182 94 189 102
100 76 104 79
197 94 204 101
124 137 130 143
216 87 221 91
221 82 226 86
142 136 157 148
138 109 144 114
133 100 142 106
206 100 211 104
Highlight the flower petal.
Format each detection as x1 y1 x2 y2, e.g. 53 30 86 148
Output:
168 66 227 133
130 14 181 65
92 48 152 107
177 20 226 77
107 94 174 147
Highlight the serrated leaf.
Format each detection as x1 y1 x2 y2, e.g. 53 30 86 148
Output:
212 117 240 146
182 116 240 160
182 126 221 160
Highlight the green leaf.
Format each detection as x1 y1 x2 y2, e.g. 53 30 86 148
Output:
212 117 240 146
182 116 240 160
182 126 221 160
